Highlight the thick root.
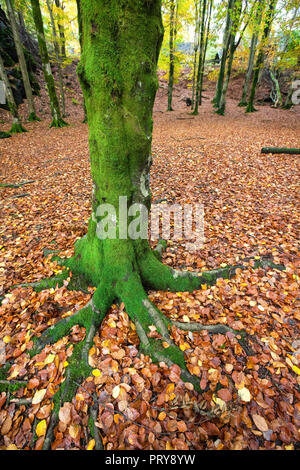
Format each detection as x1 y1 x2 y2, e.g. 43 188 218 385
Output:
10 122 27 134
28 112 41 122
140 249 284 292
49 117 68 128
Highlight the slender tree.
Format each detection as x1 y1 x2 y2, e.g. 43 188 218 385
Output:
191 0 200 108
0 53 27 133
246 0 277 113
198 0 213 107
76 0 87 122
5 0 39 121
30 0 67 127
212 0 235 108
238 2 263 107
167 0 177 111
0 1 284 449
46 0 66 117
54 0 67 59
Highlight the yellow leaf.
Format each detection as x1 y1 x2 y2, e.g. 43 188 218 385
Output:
3 336 11 344
238 387 251 402
114 414 121 424
112 385 120 399
92 369 102 377
44 354 55 364
158 411 166 421
166 383 175 394
6 444 19 450
87 439 95 450
69 423 80 439
292 365 300 375
36 419 47 437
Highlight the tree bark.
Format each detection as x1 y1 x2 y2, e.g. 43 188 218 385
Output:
5 0 39 121
0 53 27 133
30 0 67 127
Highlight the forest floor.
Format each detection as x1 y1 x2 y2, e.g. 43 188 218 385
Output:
0 78 299 450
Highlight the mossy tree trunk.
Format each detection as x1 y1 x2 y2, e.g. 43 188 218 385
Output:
192 0 207 115
30 0 67 127
46 0 66 117
5 0 39 122
246 0 277 113
238 4 263 107
0 53 27 133
167 0 177 111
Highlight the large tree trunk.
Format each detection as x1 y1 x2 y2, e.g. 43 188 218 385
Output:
5 0 39 121
30 0 67 127
0 53 27 133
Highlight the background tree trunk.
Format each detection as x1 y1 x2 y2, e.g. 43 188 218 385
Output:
46 0 66 117
5 0 39 121
54 0 67 59
212 0 235 109
167 0 176 111
239 5 263 107
246 0 277 113
192 0 207 115
30 0 67 127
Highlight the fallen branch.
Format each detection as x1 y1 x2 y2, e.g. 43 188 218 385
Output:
261 147 300 155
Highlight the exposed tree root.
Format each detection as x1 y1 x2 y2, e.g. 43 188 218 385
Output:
49 117 68 129
28 112 41 122
0 246 285 449
10 122 27 134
